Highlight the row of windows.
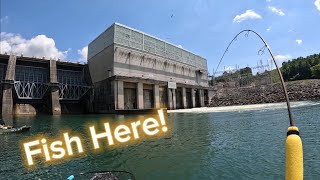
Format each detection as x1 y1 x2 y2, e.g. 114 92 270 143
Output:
15 66 48 83
57 70 86 85
10 66 86 85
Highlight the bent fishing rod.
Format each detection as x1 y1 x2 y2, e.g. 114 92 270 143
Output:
214 30 303 180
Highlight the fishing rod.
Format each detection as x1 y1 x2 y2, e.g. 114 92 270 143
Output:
214 30 303 180
213 30 294 126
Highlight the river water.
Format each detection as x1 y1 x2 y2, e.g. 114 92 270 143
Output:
0 101 319 179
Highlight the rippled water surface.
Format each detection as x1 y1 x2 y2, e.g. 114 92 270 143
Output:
0 101 319 179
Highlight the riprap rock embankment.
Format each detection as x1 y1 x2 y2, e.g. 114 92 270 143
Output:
209 79 320 107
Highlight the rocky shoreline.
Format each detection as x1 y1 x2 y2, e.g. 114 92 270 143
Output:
208 79 320 107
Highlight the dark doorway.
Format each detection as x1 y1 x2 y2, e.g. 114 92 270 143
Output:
124 88 136 109
124 82 137 109
143 84 154 109
204 90 208 106
159 86 167 108
143 89 153 109
195 89 201 107
186 88 192 108
175 87 183 109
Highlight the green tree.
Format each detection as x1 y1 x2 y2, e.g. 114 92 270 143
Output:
240 67 252 75
311 64 320 78
281 62 289 81
270 69 280 83
280 53 320 81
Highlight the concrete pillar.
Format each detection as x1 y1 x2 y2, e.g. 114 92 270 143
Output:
153 84 160 109
191 88 196 108
199 89 205 107
167 88 173 110
182 87 187 109
2 55 16 118
172 89 176 110
112 81 117 110
49 60 61 115
137 82 144 109
116 80 124 110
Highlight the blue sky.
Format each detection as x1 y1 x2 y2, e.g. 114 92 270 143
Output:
1 0 320 74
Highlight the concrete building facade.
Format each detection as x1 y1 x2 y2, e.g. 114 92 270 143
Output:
88 23 209 111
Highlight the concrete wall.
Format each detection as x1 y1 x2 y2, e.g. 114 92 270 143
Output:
113 46 208 87
88 45 115 84
88 25 114 60
49 60 61 115
2 55 16 117
14 104 36 115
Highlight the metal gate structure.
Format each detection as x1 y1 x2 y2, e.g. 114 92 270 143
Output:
14 65 49 99
57 69 90 100
159 86 167 108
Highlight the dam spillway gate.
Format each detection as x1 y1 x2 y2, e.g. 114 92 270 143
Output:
0 54 92 116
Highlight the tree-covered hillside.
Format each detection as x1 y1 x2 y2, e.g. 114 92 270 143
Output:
281 53 320 81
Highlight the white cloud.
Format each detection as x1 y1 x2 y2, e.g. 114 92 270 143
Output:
296 39 302 45
266 0 272 2
77 46 88 62
268 6 285 16
267 26 272 32
0 32 68 59
274 54 292 62
233 10 262 23
315 0 320 11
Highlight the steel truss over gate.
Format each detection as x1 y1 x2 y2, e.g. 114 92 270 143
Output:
14 65 49 99
3 64 90 100
58 83 90 100
14 81 48 99
57 69 90 100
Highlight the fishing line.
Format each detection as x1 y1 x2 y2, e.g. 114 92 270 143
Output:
213 30 294 126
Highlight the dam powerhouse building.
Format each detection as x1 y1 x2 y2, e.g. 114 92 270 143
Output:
0 23 209 116
88 23 209 112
